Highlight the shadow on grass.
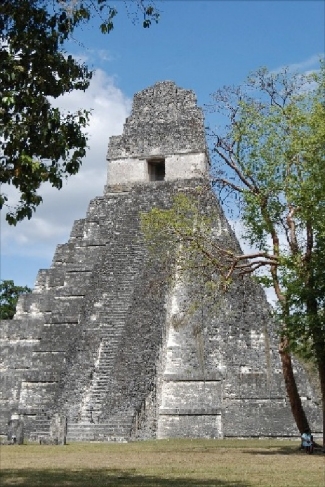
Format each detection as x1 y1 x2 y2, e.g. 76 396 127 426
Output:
243 446 324 456
0 468 251 487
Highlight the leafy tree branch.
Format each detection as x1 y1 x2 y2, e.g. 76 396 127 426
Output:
0 0 159 224
0 279 31 319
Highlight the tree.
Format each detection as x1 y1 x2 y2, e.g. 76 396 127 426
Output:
141 63 325 445
0 279 32 319
0 0 159 225
209 63 325 445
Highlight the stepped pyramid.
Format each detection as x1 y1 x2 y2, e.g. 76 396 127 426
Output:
0 81 321 442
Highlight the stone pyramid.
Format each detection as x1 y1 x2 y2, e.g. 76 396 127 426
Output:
0 81 321 442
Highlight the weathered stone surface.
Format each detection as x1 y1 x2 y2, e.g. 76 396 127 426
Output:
107 81 209 187
108 81 206 160
49 414 67 445
7 414 24 444
0 81 321 441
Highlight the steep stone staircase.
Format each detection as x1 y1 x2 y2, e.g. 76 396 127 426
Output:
78 240 146 423
1 181 184 440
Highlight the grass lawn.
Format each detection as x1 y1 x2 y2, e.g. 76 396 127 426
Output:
0 439 324 487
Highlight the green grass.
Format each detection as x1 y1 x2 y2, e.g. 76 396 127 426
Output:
0 439 324 487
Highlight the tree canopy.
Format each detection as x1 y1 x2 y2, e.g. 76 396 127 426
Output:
0 0 159 225
210 63 325 443
209 64 325 356
0 279 31 319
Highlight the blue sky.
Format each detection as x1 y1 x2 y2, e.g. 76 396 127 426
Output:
78 0 324 102
1 0 324 290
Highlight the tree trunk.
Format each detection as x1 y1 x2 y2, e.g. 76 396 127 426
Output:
279 336 310 434
316 352 325 448
306 286 324 448
269 265 310 434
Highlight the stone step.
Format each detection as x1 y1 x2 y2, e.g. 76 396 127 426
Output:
66 421 132 442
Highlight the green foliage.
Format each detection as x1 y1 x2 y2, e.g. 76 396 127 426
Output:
210 62 325 365
0 0 159 225
0 279 31 319
141 191 225 285
142 192 212 258
209 62 325 441
0 0 92 224
141 191 228 326
141 190 246 332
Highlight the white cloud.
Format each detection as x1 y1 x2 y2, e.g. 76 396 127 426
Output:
1 70 131 264
287 54 324 72
272 53 324 75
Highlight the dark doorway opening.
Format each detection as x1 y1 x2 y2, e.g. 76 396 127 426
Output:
148 158 165 181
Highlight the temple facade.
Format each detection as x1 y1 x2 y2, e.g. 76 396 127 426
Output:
0 82 321 442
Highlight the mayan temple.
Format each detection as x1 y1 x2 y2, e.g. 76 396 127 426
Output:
0 81 321 442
